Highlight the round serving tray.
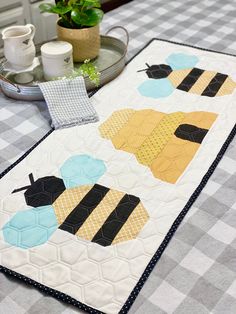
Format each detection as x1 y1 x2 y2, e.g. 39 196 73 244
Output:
0 26 129 101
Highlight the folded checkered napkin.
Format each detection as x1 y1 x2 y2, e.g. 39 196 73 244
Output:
39 76 99 129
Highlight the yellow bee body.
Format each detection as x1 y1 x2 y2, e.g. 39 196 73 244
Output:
168 67 236 97
53 184 149 246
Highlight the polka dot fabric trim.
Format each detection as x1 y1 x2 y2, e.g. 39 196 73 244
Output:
0 129 54 180
1 39 236 314
0 266 103 314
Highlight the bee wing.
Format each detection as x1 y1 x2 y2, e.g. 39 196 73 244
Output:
2 206 58 249
138 78 174 98
60 154 106 188
166 53 199 70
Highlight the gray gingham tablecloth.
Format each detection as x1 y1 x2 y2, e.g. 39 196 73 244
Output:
0 0 236 313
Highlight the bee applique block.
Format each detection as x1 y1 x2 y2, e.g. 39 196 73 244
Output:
2 154 149 249
138 52 236 98
99 109 217 183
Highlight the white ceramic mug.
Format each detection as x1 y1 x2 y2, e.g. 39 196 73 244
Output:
2 24 36 69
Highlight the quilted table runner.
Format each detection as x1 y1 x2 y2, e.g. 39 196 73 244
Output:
1 39 236 314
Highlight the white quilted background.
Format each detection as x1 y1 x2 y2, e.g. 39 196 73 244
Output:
0 40 236 314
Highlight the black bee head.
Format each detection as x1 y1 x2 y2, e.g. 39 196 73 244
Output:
138 63 173 79
12 174 66 207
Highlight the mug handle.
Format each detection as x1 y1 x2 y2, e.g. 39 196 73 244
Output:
26 24 36 40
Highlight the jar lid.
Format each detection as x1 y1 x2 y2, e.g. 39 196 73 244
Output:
41 41 73 58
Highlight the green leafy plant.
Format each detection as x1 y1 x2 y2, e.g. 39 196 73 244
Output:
58 59 101 86
78 59 100 86
39 0 104 29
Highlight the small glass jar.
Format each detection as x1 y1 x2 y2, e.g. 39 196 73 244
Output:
41 41 74 80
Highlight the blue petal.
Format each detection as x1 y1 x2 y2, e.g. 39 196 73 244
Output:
138 78 174 98
166 53 199 70
60 154 106 188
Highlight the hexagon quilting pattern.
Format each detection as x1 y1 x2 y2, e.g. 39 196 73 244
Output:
1 40 236 314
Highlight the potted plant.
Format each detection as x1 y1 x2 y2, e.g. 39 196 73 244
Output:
39 0 104 62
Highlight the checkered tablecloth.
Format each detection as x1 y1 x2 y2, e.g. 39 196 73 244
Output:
1 0 236 313
0 95 51 174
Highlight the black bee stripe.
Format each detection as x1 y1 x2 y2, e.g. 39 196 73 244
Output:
175 124 208 144
59 184 109 234
201 72 228 97
177 68 205 92
92 194 140 246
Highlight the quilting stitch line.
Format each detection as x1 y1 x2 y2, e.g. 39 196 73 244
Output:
92 194 140 246
174 124 208 144
59 184 110 234
177 67 205 92
201 72 228 97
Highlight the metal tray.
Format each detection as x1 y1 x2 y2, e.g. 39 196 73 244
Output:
0 26 129 101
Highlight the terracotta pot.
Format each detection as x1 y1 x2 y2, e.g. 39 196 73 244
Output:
57 21 100 62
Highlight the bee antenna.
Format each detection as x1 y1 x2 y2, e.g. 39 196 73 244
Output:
29 173 34 184
12 173 34 194
137 63 151 73
137 68 148 72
